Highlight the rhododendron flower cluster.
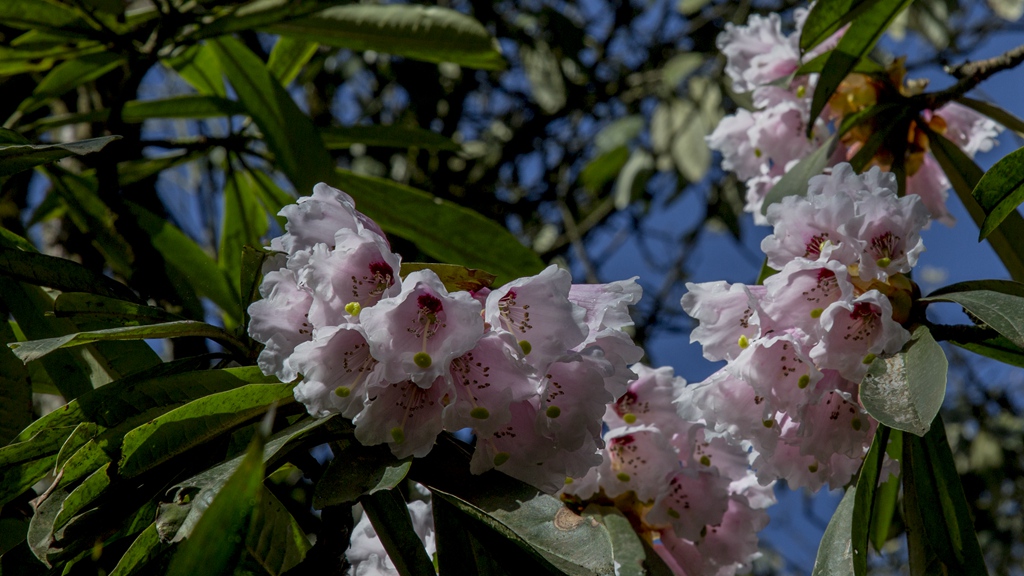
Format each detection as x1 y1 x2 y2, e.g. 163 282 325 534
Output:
679 164 925 490
249 183 644 492
562 364 774 576
708 8 1002 225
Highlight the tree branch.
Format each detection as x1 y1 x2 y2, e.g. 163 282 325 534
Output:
925 43 1024 109
925 322 999 344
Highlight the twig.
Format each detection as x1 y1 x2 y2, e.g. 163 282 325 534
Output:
924 43 1024 109
926 322 999 344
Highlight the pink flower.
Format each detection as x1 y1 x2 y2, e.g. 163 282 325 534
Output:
361 269 484 386
680 281 766 362
272 182 385 255
290 323 385 418
717 13 801 93
353 377 449 459
812 290 910 382
247 267 313 382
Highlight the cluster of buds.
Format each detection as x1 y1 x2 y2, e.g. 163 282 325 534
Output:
248 184 644 492
562 365 775 575
708 8 1002 225
680 164 925 490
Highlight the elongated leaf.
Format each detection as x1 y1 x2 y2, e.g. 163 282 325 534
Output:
432 495 493 576
126 201 241 322
761 134 837 214
166 425 267 576
808 0 911 128
583 506 647 576
970 145 1024 238
399 262 497 293
118 383 295 478
952 335 1024 368
860 327 947 437
0 247 138 302
28 97 245 134
0 426 76 469
220 170 269 301
313 439 411 508
243 487 311 575
246 169 295 221
800 0 880 51
19 53 123 114
924 126 1024 283
8 320 247 364
0 302 32 445
0 136 120 177
109 522 167 576
580 146 630 193
266 4 505 70
52 463 112 532
0 0 95 35
0 456 57 508
922 280 1024 348
210 36 334 194
162 44 226 97
268 37 319 86
903 416 987 574
333 169 544 284
53 422 101 473
795 50 884 75
852 426 889 575
360 489 437 576
811 486 856 575
957 97 1024 137
320 125 460 151
191 0 340 41
53 292 182 326
870 429 902 551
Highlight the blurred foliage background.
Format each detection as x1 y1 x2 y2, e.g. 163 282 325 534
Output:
2 0 1024 574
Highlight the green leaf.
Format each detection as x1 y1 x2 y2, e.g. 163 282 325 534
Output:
583 506 646 576
970 145 1024 239
18 53 123 114
162 44 226 97
924 126 1024 283
268 37 319 86
320 125 460 151
108 522 167 576
580 146 630 193
210 36 334 194
166 423 267 576
807 0 912 129
860 327 947 437
219 170 269 300
399 263 497 293
852 426 889 575
241 245 273 335
190 0 339 41
903 415 987 575
795 50 885 75
53 421 101 473
53 292 182 326
0 426 76 469
266 4 506 70
242 487 311 575
0 136 119 177
118 383 295 478
870 429 902 551
756 258 779 284
952 335 1024 368
800 0 881 52
957 96 1024 137
8 320 247 364
28 97 246 134
0 0 95 36
811 486 856 575
52 463 112 532
313 439 411 508
246 169 295 221
760 134 837 214
333 169 544 284
921 280 1024 348
0 304 32 445
359 489 437 576
126 201 241 322
0 456 57 508
0 246 139 302
432 494 495 576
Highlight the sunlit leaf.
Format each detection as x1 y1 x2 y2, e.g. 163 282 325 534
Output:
922 280 1024 348
333 169 545 284
18 53 123 114
219 170 269 300
320 125 460 151
162 44 226 97
952 335 1024 368
852 426 890 575
0 246 138 302
266 4 506 70
860 327 947 437
583 506 646 576
800 0 881 52
268 37 319 86
0 136 119 177
870 430 902 551
970 145 1024 239
811 486 856 575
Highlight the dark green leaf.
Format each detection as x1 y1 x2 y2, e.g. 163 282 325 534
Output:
924 126 1024 283
0 247 139 302
18 53 123 114
117 151 204 187
333 169 544 284
210 36 334 194
191 0 340 41
0 457 57 508
243 487 311 575
241 245 273 335
0 426 76 469
8 320 248 364
268 37 319 85
860 327 947 437
807 0 911 129
580 146 630 193
760 134 837 214
811 486 856 575
852 426 889 575
800 0 880 52
795 50 885 75
432 495 492 576
166 424 267 576
53 292 182 325
320 125 460 151
126 201 242 322
108 522 167 576
952 335 1024 368
359 489 437 576
313 438 411 508
52 463 112 532
957 96 1024 137
0 303 32 444
870 429 902 551
0 136 120 177
970 145 1024 239
53 422 101 473
0 0 95 36
220 170 269 302
118 383 295 478
246 169 295 221
922 280 1024 348
400 263 497 292
28 97 246 134
903 416 988 575
266 4 506 70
